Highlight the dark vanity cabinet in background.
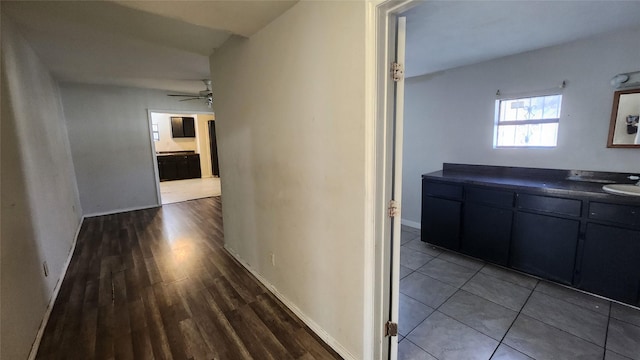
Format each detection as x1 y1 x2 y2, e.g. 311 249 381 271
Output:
421 170 640 307
157 153 201 181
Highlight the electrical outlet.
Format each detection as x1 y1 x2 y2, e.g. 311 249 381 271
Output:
43 261 49 277
270 253 276 267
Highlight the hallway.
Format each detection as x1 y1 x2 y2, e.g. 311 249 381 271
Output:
36 197 340 359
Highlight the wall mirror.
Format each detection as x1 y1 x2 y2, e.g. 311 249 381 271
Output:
608 89 640 148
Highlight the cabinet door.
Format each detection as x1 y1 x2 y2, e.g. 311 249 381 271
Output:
511 212 579 285
422 196 461 250
462 203 512 266
157 158 166 181
187 155 201 179
171 117 184 138
162 157 179 181
182 117 196 137
580 223 640 306
176 156 190 179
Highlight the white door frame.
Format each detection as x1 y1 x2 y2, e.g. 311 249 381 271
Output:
146 109 215 205
364 1 417 359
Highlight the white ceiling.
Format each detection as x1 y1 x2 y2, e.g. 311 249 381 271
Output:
113 0 300 38
403 1 640 78
8 1 638 92
2 1 297 93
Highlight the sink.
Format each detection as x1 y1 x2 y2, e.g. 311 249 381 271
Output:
602 184 640 196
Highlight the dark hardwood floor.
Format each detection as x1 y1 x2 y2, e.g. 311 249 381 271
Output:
36 197 342 360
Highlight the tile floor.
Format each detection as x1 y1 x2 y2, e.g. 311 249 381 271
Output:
399 225 640 360
160 177 221 204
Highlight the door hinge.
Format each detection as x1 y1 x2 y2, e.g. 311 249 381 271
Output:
385 321 398 337
388 200 399 218
391 62 404 82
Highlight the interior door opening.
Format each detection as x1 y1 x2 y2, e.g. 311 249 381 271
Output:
394 2 640 360
147 110 221 205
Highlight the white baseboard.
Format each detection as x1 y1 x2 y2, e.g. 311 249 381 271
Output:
401 218 421 229
28 216 84 360
224 245 356 360
84 204 159 218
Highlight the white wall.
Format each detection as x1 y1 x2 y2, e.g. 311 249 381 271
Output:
1 17 82 360
60 83 210 215
152 112 198 153
210 1 366 358
402 26 640 225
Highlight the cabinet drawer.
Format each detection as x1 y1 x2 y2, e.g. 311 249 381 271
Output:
466 187 514 208
517 194 582 217
589 202 640 227
423 180 463 200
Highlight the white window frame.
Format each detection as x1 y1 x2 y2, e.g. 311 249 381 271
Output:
494 93 562 148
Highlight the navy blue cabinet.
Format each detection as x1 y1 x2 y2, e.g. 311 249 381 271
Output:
422 197 461 250
511 212 579 285
421 180 463 250
510 193 581 285
421 176 640 306
579 222 640 306
462 203 513 266
461 187 514 266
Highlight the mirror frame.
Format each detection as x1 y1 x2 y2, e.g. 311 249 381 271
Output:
607 88 640 148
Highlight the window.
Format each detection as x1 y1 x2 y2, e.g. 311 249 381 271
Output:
152 122 159 141
494 94 562 147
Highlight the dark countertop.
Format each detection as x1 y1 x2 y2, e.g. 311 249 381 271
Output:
156 151 199 157
423 163 640 205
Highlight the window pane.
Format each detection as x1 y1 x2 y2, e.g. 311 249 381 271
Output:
538 123 559 146
496 125 517 147
496 123 558 147
499 94 562 123
528 97 544 120
502 99 523 121
153 132 159 141
495 94 561 148
152 124 158 131
542 95 561 119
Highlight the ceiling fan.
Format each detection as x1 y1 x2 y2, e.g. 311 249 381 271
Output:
168 79 213 107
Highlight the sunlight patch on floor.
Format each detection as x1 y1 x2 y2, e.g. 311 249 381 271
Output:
160 177 221 205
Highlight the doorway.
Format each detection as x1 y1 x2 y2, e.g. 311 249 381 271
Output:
148 110 221 205
390 2 640 360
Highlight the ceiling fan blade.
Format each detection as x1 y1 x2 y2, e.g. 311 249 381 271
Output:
178 97 202 102
168 94 199 97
